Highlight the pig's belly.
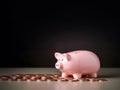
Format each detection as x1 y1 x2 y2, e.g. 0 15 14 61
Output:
62 66 99 75
62 59 100 74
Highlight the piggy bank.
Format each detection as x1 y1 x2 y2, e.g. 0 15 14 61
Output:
54 50 100 79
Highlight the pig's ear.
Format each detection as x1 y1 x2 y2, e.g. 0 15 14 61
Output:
54 52 62 59
66 54 71 61
63 53 71 61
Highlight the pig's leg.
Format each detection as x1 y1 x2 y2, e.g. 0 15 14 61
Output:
73 74 82 79
61 73 68 78
89 73 97 78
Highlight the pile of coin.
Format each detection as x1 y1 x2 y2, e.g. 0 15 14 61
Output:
0 74 107 82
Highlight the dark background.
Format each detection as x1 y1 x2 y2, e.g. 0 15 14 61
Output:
7 2 120 67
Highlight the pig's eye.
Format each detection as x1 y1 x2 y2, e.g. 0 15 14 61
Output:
61 59 64 61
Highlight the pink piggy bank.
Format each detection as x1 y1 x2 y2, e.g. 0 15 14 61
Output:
54 50 100 79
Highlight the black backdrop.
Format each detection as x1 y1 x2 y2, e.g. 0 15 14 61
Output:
8 2 120 67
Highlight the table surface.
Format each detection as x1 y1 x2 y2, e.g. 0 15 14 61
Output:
0 68 120 90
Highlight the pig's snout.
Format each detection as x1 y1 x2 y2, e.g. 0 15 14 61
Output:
55 62 62 69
